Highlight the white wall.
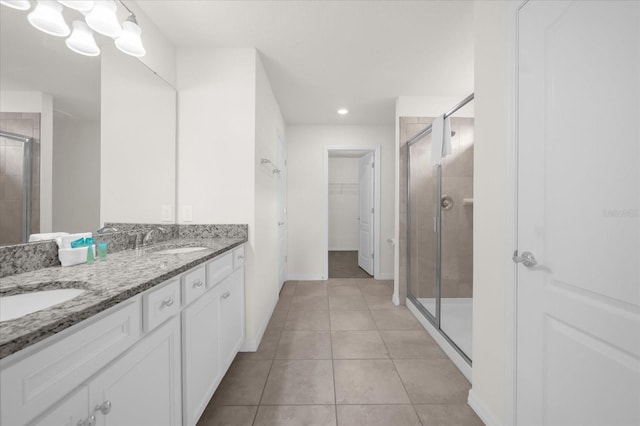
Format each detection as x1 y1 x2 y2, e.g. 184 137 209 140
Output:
328 157 359 250
287 125 395 279
53 117 100 233
100 45 176 225
0 90 53 233
469 1 510 425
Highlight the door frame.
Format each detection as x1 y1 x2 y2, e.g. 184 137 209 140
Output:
504 1 531 425
323 145 381 280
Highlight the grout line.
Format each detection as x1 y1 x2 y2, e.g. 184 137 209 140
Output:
328 298 339 424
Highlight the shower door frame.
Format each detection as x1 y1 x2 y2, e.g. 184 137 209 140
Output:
405 93 475 367
0 130 33 243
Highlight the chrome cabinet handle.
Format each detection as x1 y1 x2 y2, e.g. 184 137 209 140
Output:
95 400 112 415
221 291 231 300
192 280 204 288
278 221 284 226
513 250 537 267
78 416 96 426
237 255 244 259
161 298 174 308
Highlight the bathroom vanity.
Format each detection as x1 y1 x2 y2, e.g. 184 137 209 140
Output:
0 237 246 426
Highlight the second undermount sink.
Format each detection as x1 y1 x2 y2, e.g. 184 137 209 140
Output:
0 289 86 322
153 247 208 255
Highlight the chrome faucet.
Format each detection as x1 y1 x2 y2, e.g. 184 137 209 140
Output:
142 226 166 247
96 226 118 234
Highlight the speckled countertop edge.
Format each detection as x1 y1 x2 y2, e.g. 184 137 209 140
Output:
0 237 246 359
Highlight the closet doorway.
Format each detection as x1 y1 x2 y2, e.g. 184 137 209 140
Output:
324 146 380 279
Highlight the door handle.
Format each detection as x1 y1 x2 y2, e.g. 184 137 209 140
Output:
513 250 537 267
278 222 285 226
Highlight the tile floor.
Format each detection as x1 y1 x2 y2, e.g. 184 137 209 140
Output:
197 278 483 426
328 251 372 278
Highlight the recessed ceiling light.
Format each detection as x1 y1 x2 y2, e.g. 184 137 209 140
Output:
337 108 349 115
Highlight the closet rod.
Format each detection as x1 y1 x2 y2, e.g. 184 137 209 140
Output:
406 92 474 147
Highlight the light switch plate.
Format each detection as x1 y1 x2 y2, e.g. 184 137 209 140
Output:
161 205 172 222
183 205 193 222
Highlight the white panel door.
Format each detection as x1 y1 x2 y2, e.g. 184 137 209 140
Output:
358 153 374 275
516 2 640 425
277 134 287 290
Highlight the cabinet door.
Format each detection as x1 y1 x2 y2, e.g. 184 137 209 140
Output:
182 287 221 426
30 386 88 426
88 316 181 426
218 268 245 371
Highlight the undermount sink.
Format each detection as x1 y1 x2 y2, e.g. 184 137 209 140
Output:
153 247 208 255
0 289 86 322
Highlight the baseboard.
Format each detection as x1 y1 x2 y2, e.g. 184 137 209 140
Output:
406 298 472 382
468 389 502 426
286 274 325 281
327 248 358 251
239 292 278 352
376 272 394 280
392 293 400 306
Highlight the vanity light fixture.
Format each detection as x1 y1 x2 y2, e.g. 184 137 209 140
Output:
115 14 145 57
66 20 100 56
337 108 349 115
58 0 94 12
0 0 31 10
27 0 70 37
85 0 121 38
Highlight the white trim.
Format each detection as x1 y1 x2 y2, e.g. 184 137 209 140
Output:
323 146 382 281
239 291 278 352
504 2 527 425
286 274 325 281
406 297 472 382
469 389 503 426
327 247 359 252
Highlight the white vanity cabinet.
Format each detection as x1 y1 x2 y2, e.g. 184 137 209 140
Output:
0 243 246 426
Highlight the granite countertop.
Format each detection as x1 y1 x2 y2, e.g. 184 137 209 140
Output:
0 237 246 360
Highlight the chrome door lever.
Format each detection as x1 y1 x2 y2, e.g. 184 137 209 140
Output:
513 250 537 267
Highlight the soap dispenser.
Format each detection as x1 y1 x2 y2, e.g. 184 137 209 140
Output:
86 237 95 264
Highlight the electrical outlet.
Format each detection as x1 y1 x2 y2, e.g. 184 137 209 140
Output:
161 205 172 222
183 205 193 222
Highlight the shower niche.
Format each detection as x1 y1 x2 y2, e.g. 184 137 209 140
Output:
403 95 474 364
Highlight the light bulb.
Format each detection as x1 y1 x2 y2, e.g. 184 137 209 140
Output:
66 20 100 56
85 0 121 38
0 0 31 10
27 0 70 37
58 0 93 12
115 15 145 57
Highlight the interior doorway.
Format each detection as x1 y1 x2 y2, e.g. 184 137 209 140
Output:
324 146 380 279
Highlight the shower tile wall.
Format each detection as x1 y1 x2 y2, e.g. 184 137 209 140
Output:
0 112 40 245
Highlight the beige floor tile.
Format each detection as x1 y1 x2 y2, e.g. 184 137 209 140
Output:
394 359 470 404
358 282 394 296
254 405 336 426
197 405 257 426
294 282 328 296
237 330 281 360
280 281 297 297
336 405 421 426
414 404 484 426
211 359 272 405
274 296 292 313
330 310 377 330
284 310 330 330
327 278 362 286
331 330 388 359
363 294 396 309
290 295 329 311
275 331 332 359
327 285 362 296
371 308 422 330
380 330 447 359
328 295 368 310
261 360 335 405
333 359 410 404
265 310 287 332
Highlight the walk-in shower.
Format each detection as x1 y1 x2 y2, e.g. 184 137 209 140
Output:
0 112 40 245
405 93 474 365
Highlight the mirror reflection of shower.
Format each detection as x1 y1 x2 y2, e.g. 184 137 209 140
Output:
405 94 474 363
0 112 40 245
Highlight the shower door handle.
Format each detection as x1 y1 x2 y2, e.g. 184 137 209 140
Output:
512 250 537 267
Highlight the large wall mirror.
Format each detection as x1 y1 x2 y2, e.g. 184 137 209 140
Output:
0 5 176 246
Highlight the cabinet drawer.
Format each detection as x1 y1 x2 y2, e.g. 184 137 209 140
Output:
182 265 206 306
144 279 180 332
0 301 140 426
206 251 233 289
233 246 245 270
